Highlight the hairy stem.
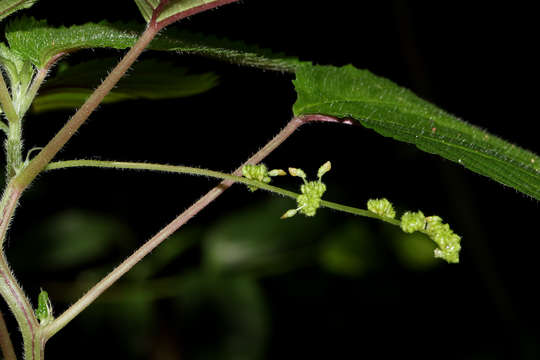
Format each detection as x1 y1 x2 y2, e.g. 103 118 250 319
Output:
45 159 398 224
43 116 305 339
0 183 40 360
0 308 17 360
12 25 159 191
0 254 39 360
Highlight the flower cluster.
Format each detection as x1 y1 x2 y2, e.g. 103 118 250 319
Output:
367 198 396 219
242 164 286 192
401 211 461 263
281 161 331 218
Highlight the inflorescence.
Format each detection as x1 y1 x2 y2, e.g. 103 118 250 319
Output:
242 163 462 264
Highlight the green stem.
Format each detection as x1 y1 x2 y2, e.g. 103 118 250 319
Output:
18 53 65 119
5 119 23 180
0 183 40 360
12 24 160 191
45 159 399 225
0 308 17 360
42 116 305 339
0 73 18 125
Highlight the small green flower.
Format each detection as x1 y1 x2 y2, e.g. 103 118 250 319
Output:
282 161 331 218
400 211 426 233
425 216 461 264
242 164 285 191
401 212 461 263
367 198 396 219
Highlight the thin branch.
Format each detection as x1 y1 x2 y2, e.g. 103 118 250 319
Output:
0 308 17 360
44 159 396 224
42 115 387 339
43 116 304 339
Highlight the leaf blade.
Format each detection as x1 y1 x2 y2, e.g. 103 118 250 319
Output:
293 64 540 199
5 17 300 72
33 58 218 113
0 0 36 21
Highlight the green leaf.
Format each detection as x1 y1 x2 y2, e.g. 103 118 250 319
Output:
133 0 158 22
4 16 301 72
152 27 303 72
177 273 268 360
203 199 328 275
4 17 143 68
0 0 36 21
318 221 382 277
33 58 218 113
134 0 235 24
21 210 133 270
293 64 540 200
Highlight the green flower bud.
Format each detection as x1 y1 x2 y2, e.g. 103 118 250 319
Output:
242 164 271 191
268 169 287 177
317 161 332 179
297 181 327 216
367 198 396 219
288 167 307 180
281 208 299 219
400 211 426 233
35 290 53 326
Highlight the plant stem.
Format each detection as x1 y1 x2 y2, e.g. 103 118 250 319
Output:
42 115 396 339
0 254 39 360
0 183 40 360
45 159 399 225
0 308 17 360
43 116 305 339
12 24 160 191
0 73 18 125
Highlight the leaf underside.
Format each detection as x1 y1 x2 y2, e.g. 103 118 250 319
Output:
293 64 540 200
4 17 300 72
134 0 232 24
0 0 36 22
33 58 218 113
3 17 537 199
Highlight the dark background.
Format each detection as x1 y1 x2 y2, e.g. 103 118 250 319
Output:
1 1 538 359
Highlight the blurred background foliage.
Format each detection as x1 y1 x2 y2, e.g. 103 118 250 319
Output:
1 1 539 359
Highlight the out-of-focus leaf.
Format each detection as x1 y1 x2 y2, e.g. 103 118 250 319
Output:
0 0 36 22
23 210 132 270
78 289 156 359
203 198 329 275
177 272 268 360
384 226 439 271
33 58 218 113
318 221 382 277
126 228 201 281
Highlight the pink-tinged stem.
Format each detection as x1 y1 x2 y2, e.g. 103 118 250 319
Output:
13 25 160 191
44 114 354 338
0 308 17 360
